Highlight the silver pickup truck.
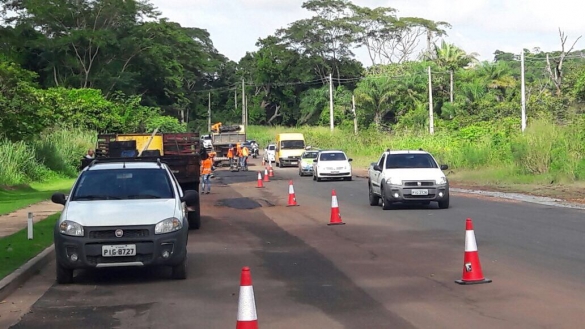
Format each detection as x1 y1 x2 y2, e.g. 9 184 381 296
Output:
368 149 450 210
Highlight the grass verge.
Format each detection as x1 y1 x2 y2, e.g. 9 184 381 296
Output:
0 178 75 215
249 120 585 203
0 213 59 280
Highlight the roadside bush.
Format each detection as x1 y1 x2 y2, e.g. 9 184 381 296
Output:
247 119 585 183
0 127 96 186
0 140 49 186
33 128 97 177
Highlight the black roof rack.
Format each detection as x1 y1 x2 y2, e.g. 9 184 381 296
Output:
87 157 163 168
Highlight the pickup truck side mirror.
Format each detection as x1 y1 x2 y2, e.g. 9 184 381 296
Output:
313 159 318 163
51 192 67 205
440 164 449 170
373 164 382 172
348 158 353 162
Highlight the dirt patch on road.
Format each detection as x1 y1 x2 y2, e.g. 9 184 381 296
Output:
215 197 263 209
450 182 585 205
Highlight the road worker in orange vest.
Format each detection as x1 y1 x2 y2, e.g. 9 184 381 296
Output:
208 150 217 178
227 144 234 168
236 143 243 169
241 145 249 171
200 156 213 194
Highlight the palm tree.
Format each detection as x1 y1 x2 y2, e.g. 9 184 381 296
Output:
477 62 516 100
354 76 397 129
429 40 479 102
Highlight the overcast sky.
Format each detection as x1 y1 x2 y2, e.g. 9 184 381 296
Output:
149 0 585 66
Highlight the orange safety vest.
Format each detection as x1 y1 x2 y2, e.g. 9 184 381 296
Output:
242 147 249 157
227 148 233 158
201 158 213 175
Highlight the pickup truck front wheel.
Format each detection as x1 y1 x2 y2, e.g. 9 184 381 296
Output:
171 255 187 280
368 183 380 206
380 186 392 210
438 197 450 209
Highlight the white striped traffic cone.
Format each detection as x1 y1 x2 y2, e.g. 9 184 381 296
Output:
286 180 299 207
256 172 264 188
236 267 258 329
328 189 345 225
455 218 491 285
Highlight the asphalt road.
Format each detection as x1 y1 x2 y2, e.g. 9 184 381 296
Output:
2 157 585 328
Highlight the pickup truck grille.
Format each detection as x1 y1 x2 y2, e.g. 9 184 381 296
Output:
89 229 149 239
403 181 435 187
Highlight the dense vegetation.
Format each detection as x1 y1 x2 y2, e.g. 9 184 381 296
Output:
1 0 585 187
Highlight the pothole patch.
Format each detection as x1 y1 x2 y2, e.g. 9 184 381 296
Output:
216 197 262 209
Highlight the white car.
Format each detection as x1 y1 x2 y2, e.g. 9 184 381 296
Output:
201 134 213 150
264 144 276 163
50 159 199 284
312 150 353 181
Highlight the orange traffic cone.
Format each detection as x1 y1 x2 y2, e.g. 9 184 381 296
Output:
236 267 258 329
328 189 345 225
255 172 264 188
263 168 270 182
455 218 491 285
286 180 299 206
268 166 274 177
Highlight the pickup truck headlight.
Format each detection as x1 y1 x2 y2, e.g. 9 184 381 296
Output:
388 177 402 185
155 217 182 234
437 176 447 185
59 220 84 237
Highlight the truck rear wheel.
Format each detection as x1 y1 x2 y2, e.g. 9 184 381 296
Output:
188 210 201 230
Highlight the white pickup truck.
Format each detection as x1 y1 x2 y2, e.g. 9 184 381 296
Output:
368 149 450 210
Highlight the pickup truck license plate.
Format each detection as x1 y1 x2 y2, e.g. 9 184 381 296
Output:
102 245 136 257
411 189 429 196
331 171 339 174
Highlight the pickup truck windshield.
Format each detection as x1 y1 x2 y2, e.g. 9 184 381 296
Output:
71 169 174 201
386 154 438 169
281 140 305 149
268 145 276 150
320 152 347 161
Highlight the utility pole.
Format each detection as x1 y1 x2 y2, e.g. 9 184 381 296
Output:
241 79 245 126
428 66 434 135
329 73 334 132
352 94 357 135
234 87 237 111
207 92 211 133
521 51 526 132
245 93 248 128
